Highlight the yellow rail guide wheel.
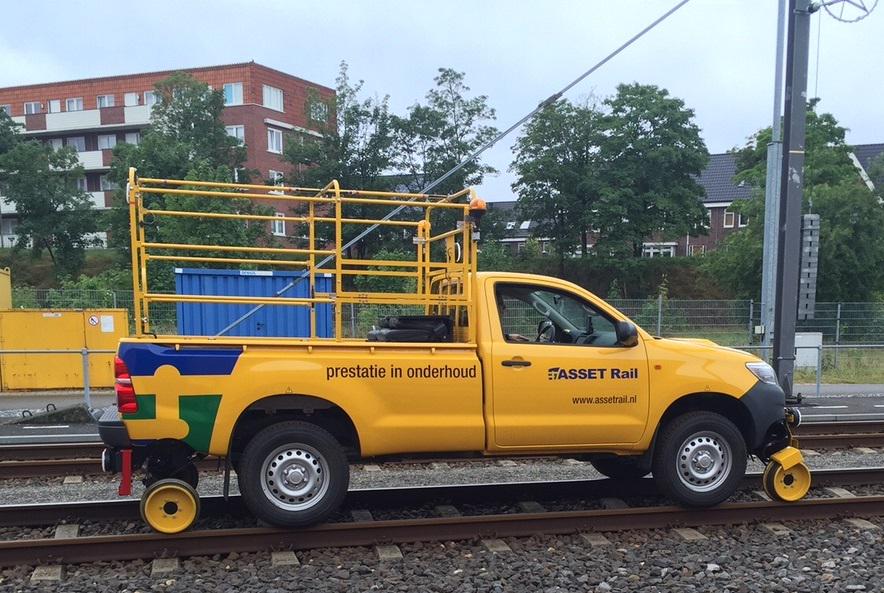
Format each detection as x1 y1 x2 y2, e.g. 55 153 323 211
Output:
140 478 200 534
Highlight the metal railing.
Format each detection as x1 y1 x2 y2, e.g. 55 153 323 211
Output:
0 348 115 408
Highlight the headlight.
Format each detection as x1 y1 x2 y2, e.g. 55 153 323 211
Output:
746 361 778 385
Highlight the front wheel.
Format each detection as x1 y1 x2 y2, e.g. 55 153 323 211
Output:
652 411 747 507
239 421 349 527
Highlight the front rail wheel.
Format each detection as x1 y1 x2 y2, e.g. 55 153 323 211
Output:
763 460 811 502
652 411 747 507
140 478 200 534
239 421 349 528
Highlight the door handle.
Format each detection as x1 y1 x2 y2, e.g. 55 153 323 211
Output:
501 359 531 367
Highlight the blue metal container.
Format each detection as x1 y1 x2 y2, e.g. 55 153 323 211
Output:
174 268 333 338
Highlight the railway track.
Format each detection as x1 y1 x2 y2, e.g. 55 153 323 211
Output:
0 421 881 478
0 467 882 567
0 421 882 479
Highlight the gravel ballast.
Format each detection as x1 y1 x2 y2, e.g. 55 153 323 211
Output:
0 518 882 592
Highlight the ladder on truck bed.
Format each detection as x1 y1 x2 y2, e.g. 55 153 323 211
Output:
125 167 486 342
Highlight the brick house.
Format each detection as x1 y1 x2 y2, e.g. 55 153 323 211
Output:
490 144 884 257
0 61 334 247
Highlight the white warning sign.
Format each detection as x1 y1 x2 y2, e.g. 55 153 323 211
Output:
88 315 99 326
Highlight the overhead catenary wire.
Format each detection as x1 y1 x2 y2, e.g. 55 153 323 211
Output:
215 0 693 336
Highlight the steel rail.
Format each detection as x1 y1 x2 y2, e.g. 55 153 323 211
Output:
0 421 882 478
0 467 882 528
1 494 882 567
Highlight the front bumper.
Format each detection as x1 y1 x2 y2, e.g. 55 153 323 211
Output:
740 380 802 460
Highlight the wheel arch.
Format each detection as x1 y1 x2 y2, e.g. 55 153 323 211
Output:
651 392 756 456
229 394 362 462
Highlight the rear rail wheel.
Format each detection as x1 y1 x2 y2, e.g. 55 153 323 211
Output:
239 421 349 528
652 411 747 507
140 478 200 534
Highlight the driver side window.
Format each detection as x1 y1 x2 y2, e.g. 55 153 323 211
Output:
495 283 619 347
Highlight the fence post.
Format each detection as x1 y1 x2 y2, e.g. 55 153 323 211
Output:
81 349 92 410
748 299 754 344
656 294 663 336
834 303 841 369
112 291 118 309
816 345 822 398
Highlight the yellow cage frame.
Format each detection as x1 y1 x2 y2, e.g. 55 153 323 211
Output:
126 167 484 342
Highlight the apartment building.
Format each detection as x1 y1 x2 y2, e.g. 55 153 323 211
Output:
0 61 334 246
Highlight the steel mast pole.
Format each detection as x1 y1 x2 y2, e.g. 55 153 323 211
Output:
772 0 813 399
760 0 787 351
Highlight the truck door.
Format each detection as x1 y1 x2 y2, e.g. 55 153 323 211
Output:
489 281 649 448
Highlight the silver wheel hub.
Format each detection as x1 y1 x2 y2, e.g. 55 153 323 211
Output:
676 431 732 493
260 443 330 511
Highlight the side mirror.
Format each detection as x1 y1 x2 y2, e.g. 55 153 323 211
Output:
614 321 639 347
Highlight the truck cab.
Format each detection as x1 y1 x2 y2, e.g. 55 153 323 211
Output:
99 170 809 533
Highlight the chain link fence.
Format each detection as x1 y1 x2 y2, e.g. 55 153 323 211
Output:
10 288 884 345
7 288 884 385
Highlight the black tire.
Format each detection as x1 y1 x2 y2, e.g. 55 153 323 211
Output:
591 456 650 480
652 411 747 507
239 420 349 528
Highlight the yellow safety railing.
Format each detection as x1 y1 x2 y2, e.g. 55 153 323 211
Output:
126 167 486 342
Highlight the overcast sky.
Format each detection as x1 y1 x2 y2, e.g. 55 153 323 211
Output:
2 0 881 200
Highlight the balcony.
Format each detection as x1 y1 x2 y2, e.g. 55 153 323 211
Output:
78 150 110 170
0 192 110 214
12 105 152 135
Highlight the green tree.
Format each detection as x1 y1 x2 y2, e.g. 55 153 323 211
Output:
284 61 394 191
107 72 256 259
282 62 398 257
0 112 98 278
392 68 498 196
705 105 884 301
511 99 605 272
595 83 709 257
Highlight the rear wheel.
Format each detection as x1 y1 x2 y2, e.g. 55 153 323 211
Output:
652 411 747 507
591 456 650 480
239 421 349 527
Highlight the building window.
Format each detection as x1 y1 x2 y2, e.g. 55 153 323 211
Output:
262 85 284 111
269 170 285 185
48 138 63 151
124 132 141 145
738 213 748 228
519 220 531 230
48 99 61 113
66 97 83 112
99 175 118 191
97 134 117 150
225 125 245 144
0 105 10 116
267 128 284 154
223 82 243 106
75 177 88 192
123 92 139 107
690 244 706 256
723 209 735 228
24 101 42 115
642 243 676 258
309 100 328 122
97 95 115 109
272 212 286 236
144 91 157 107
505 221 516 230
66 136 86 152
703 209 712 228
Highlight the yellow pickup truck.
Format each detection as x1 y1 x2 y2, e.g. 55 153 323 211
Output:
99 170 809 533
